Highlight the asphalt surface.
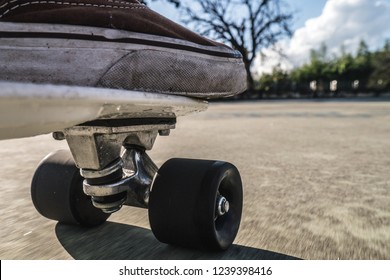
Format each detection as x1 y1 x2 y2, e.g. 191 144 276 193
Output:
0 100 389 260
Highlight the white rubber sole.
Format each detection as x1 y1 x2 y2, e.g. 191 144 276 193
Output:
0 22 247 98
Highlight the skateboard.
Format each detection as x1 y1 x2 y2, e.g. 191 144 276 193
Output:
0 81 243 251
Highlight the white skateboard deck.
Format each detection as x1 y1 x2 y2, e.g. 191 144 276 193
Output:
0 82 208 140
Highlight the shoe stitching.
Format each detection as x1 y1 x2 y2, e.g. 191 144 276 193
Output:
107 0 144 6
0 0 144 8
0 0 143 7
0 0 146 18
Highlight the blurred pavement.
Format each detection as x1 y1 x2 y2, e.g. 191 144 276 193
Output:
0 100 389 259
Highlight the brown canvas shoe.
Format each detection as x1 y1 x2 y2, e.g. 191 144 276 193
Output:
0 0 247 98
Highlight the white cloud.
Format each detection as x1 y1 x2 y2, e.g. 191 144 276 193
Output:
255 0 390 75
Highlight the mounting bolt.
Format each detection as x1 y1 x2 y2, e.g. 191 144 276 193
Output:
216 196 230 216
52 131 65 141
158 129 170 136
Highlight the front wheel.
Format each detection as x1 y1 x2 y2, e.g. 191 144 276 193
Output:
149 158 243 251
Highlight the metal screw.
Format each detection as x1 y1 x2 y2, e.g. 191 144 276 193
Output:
52 131 65 140
216 196 230 216
158 129 170 136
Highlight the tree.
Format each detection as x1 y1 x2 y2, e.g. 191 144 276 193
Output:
259 66 290 97
290 43 330 85
264 39 390 97
145 0 293 95
351 40 372 91
368 41 390 92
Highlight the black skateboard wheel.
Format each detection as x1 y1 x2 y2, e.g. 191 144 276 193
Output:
31 150 110 227
149 158 243 251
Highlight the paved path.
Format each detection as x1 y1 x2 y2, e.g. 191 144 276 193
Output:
1 100 389 259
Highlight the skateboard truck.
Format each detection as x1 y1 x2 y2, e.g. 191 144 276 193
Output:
64 119 172 213
32 116 243 251
82 148 158 213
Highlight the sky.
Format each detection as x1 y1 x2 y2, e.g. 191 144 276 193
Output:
150 0 390 75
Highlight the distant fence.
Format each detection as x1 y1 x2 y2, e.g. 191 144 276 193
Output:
239 79 390 99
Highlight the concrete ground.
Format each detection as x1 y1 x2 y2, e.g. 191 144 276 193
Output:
0 100 389 260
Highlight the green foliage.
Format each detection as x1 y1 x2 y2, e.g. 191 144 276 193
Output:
259 39 390 96
368 45 390 90
258 66 291 97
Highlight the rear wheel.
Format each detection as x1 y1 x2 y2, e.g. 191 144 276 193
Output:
31 150 110 226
